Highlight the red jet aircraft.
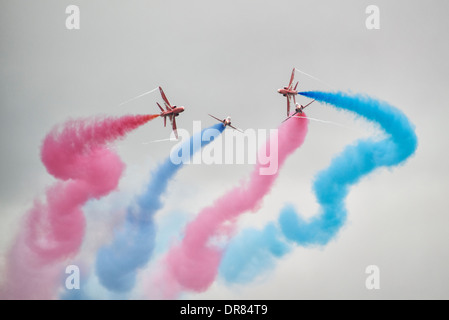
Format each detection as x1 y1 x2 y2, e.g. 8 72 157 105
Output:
208 114 243 133
277 68 299 116
156 86 185 139
282 99 316 123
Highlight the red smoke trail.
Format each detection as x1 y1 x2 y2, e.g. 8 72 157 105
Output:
1 114 157 299
148 115 308 299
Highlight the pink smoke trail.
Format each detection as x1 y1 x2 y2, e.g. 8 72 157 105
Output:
1 114 157 299
149 115 308 298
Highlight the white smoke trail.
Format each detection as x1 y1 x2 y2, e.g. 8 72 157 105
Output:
294 67 336 90
119 87 159 107
141 138 177 144
294 115 362 132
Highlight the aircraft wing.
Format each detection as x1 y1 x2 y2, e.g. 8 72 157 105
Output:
159 86 172 108
302 99 315 110
282 111 299 123
229 124 244 133
287 96 291 117
208 114 223 123
288 68 295 89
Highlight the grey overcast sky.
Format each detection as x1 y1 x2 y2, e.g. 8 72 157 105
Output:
1 0 449 299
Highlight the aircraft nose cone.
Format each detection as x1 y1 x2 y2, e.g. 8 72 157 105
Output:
277 89 281 93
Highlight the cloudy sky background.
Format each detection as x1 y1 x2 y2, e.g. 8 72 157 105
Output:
1 0 448 299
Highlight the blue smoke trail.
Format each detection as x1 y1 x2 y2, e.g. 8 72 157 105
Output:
220 223 290 284
220 91 417 283
94 123 225 293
